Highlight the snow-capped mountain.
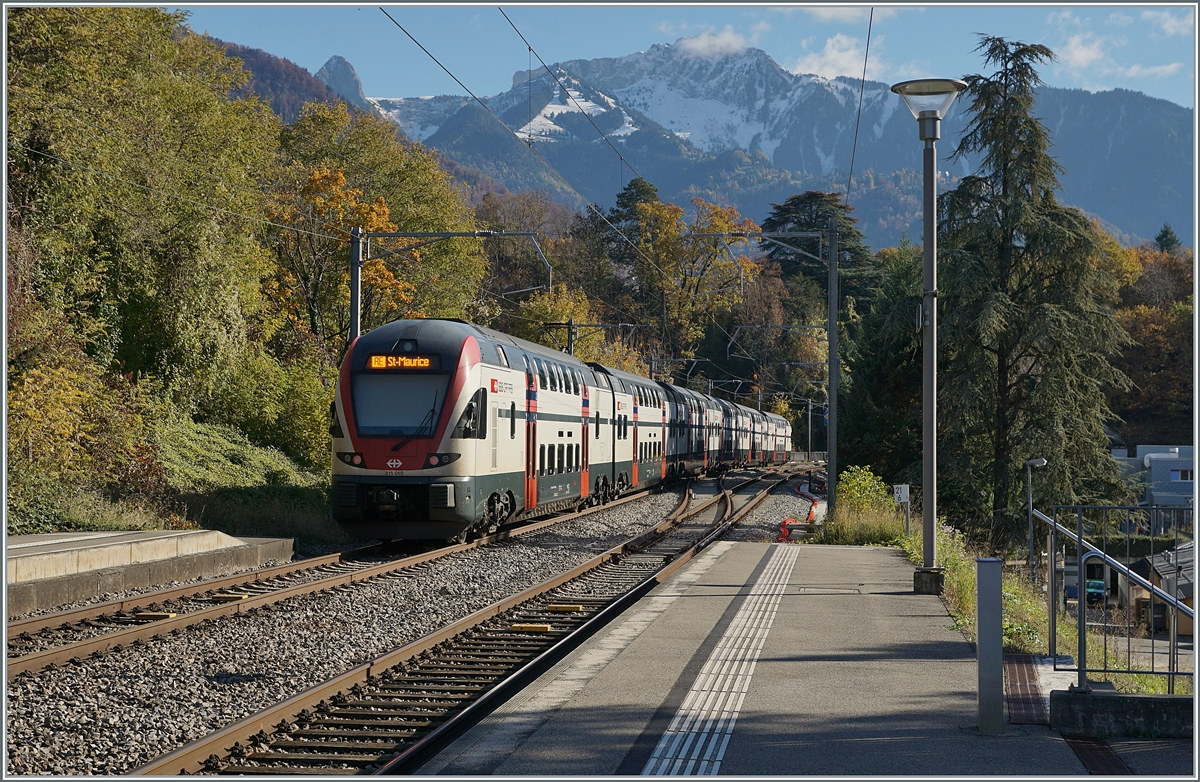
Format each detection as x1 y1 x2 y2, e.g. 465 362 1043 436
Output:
374 42 922 178
362 38 1189 247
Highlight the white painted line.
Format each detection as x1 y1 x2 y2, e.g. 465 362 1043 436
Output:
642 544 799 776
420 541 737 774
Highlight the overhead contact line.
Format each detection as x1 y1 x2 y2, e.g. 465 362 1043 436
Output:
497 6 644 182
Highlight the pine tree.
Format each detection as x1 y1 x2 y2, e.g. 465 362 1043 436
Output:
759 191 880 307
938 36 1133 549
1154 222 1182 256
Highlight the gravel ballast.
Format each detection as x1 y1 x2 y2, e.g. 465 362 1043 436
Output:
5 488 685 776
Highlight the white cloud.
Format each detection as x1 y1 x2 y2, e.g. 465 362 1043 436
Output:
1047 11 1082 28
791 33 882 80
1106 12 1134 27
1059 33 1108 70
1142 10 1193 36
802 7 899 24
1122 62 1184 78
677 26 747 58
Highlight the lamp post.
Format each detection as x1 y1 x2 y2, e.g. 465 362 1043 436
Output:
1026 457 1047 584
891 78 966 594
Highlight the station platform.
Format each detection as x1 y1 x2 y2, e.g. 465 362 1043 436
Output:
6 530 293 616
422 541 1194 776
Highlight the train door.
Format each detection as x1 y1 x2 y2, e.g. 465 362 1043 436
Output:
630 386 639 488
524 362 537 510
489 400 499 472
581 381 590 499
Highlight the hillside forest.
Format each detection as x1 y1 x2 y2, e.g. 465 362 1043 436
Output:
6 9 1193 551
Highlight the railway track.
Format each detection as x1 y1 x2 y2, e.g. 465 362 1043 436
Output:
131 468 791 775
5 488 667 681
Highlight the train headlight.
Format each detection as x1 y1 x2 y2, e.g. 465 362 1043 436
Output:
337 452 365 467
425 453 460 468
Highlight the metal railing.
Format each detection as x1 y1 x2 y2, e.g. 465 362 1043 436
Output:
1035 505 1193 693
792 451 827 463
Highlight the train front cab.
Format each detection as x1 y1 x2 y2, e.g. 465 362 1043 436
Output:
332 320 526 540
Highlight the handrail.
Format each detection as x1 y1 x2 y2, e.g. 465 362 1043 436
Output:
1033 508 1193 619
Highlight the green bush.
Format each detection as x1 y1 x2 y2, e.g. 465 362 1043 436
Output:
199 336 334 471
835 464 894 514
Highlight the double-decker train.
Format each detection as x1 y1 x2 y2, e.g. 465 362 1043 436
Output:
331 319 792 541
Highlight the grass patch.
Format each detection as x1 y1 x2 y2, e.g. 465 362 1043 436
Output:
901 525 1192 695
153 418 346 545
803 505 905 546
7 417 346 547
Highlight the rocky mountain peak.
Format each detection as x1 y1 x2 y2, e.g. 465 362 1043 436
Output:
315 55 371 111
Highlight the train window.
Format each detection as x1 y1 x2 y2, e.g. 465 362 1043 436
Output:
452 388 486 439
539 444 545 476
510 402 516 439
496 345 510 367
595 411 600 438
575 444 580 470
571 369 579 395
548 363 558 392
596 373 608 389
536 359 547 390
557 444 564 474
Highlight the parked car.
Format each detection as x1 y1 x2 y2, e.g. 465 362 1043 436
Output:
1085 579 1107 604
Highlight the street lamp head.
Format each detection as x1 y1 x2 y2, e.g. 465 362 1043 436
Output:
890 78 968 120
1026 457 1048 468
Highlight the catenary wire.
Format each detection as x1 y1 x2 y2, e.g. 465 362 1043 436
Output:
381 4 816 398
845 7 874 206
378 7 684 295
498 7 644 182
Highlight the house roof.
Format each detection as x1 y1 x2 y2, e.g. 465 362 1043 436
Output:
1147 540 1194 600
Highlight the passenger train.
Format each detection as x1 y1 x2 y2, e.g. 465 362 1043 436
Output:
331 319 793 540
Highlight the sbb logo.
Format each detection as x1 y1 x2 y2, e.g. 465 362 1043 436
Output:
387 459 403 469
490 378 498 393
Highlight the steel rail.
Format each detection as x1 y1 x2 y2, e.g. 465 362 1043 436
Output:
7 545 386 639
129 482 697 776
7 489 661 680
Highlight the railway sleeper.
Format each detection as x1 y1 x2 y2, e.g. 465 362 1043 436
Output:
245 751 395 765
266 739 409 752
288 728 420 740
219 765 360 775
302 716 438 729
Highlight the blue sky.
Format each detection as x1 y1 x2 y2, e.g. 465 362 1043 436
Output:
175 4 1196 109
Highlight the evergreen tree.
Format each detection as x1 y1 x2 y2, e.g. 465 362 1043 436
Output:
841 241 923 483
938 36 1133 549
1154 222 1182 256
759 191 880 308
606 177 660 277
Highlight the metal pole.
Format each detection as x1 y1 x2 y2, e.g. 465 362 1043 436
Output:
1048 525 1057 658
976 557 1004 734
807 398 812 458
920 113 939 571
349 226 363 343
567 318 575 355
905 501 911 537
1027 463 1035 584
827 216 838 515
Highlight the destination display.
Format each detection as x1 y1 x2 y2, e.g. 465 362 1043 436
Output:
367 354 440 370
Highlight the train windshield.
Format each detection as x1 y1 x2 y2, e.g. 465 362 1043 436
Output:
352 373 450 436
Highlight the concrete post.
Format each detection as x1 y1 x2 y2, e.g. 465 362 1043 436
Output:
976 557 1004 734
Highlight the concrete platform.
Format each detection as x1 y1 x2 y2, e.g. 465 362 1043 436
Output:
6 530 293 616
421 542 1192 776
